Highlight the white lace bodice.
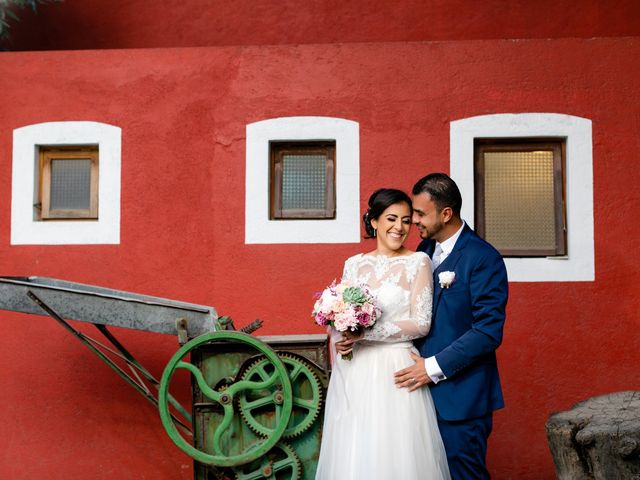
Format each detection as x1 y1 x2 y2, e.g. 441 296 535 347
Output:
341 251 433 343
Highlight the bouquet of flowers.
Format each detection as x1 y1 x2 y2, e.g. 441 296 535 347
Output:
312 280 381 360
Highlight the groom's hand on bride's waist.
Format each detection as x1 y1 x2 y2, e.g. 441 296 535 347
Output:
394 352 432 391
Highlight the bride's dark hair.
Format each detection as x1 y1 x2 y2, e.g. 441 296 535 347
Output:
363 188 413 238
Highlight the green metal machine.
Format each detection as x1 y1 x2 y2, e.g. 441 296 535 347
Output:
160 331 329 480
0 276 329 480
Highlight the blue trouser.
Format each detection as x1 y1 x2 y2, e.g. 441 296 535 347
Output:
437 413 493 480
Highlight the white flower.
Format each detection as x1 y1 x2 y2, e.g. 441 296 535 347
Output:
319 289 336 313
438 271 456 289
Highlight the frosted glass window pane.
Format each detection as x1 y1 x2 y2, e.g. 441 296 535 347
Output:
484 151 556 250
281 154 326 210
50 159 92 210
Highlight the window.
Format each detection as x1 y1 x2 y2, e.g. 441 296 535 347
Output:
38 146 99 220
12 121 121 245
450 113 594 282
245 116 360 244
270 141 336 220
474 139 566 257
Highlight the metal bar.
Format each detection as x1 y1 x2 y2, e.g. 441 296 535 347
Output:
82 331 193 434
94 323 193 423
26 290 192 435
90 326 151 394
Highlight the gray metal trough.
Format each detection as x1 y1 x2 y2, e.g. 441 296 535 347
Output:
0 276 218 337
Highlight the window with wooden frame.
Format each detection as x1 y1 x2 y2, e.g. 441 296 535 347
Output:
38 146 99 220
269 141 336 220
474 139 566 257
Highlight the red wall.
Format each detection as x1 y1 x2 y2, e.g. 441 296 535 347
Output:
4 0 640 50
1 37 640 479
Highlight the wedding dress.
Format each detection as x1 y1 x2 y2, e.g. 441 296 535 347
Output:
316 252 450 480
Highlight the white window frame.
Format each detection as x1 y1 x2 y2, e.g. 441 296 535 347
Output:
11 121 121 245
450 113 594 282
245 116 360 244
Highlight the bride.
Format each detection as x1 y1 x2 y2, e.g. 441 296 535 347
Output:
315 188 450 480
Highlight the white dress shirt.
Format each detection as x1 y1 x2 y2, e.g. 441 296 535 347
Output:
425 221 465 384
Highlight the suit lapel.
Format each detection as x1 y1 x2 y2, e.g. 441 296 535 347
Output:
432 224 472 316
417 238 435 257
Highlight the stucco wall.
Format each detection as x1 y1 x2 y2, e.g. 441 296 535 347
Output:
0 37 639 479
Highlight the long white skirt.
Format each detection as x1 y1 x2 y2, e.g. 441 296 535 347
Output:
316 341 450 480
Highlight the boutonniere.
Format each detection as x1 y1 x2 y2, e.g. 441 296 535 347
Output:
438 271 456 289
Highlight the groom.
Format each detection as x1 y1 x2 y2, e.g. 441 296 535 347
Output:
394 173 508 479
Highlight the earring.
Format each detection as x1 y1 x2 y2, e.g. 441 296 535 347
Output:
373 228 377 237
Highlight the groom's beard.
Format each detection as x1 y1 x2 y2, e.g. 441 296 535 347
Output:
417 221 444 241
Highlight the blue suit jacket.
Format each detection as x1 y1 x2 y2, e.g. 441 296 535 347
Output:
416 224 508 422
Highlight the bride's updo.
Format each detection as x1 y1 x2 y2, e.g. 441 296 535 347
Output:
363 188 413 238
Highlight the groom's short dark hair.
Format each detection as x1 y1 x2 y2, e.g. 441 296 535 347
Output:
412 173 462 217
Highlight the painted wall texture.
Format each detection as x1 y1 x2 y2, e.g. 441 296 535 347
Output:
1 37 639 479
3 0 640 50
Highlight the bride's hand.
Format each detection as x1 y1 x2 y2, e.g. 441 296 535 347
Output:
342 329 364 341
335 329 363 355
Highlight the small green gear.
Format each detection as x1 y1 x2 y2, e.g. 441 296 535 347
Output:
238 352 323 439
233 441 302 480
213 376 235 392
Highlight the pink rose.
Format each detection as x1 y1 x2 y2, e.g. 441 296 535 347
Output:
362 302 374 315
333 312 349 332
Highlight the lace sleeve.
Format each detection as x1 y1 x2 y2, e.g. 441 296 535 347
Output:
363 255 433 342
341 255 358 283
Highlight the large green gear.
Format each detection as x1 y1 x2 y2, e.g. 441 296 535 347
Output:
158 331 293 467
238 352 323 439
233 441 302 480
